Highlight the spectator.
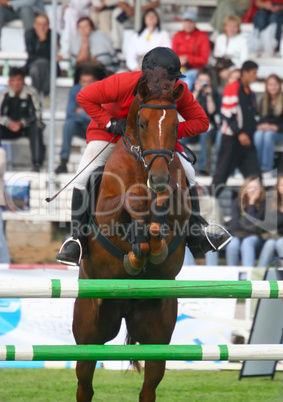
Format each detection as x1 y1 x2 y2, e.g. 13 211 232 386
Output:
70 16 119 73
226 67 241 84
213 61 239 95
55 65 108 174
214 15 249 69
210 0 250 33
59 0 92 58
185 68 221 176
126 9 171 71
24 13 60 97
0 67 45 172
254 74 283 175
172 10 210 91
0 0 45 47
211 60 261 198
226 176 266 267
111 0 161 51
253 0 283 51
90 0 119 41
258 175 283 267
0 147 10 263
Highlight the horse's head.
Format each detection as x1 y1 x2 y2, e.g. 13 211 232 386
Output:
135 69 184 193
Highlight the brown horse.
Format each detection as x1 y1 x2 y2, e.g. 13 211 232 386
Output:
73 69 191 401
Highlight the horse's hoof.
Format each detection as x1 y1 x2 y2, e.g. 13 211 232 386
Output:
124 252 145 276
148 242 168 264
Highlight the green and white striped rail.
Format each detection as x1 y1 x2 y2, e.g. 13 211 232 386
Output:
0 279 283 299
1 345 283 362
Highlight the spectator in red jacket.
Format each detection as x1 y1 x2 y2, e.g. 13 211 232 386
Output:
172 10 211 90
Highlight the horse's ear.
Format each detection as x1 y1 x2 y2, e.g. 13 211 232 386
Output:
138 81 150 100
172 84 184 102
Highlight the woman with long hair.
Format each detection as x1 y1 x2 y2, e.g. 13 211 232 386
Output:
258 174 283 267
254 74 283 175
126 9 171 71
225 176 266 267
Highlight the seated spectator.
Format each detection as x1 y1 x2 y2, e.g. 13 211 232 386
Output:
253 0 283 52
0 0 45 48
91 0 119 41
0 147 10 263
126 9 170 71
185 68 220 176
70 16 119 73
254 74 283 175
210 0 250 34
211 60 261 198
258 175 283 267
24 13 60 97
214 15 249 69
111 0 161 51
172 10 210 91
226 176 266 267
59 0 92 58
55 65 108 174
0 67 45 172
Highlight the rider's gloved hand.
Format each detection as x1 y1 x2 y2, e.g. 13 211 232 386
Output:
106 118 127 136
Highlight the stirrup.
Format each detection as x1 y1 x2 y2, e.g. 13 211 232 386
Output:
57 237 83 266
204 223 232 251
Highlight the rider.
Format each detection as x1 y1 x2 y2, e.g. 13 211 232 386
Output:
56 47 231 266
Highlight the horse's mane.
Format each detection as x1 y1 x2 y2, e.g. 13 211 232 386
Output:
139 68 176 103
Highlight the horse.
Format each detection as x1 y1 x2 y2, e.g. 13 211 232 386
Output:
73 68 192 401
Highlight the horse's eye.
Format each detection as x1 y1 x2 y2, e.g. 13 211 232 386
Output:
139 122 146 131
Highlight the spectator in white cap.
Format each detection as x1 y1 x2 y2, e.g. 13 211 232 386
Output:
172 10 210 90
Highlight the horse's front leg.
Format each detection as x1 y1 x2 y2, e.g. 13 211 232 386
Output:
148 183 190 264
123 191 151 275
148 187 172 264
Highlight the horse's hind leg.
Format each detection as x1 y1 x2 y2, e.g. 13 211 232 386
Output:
73 298 122 402
139 360 166 402
76 360 97 402
126 298 177 402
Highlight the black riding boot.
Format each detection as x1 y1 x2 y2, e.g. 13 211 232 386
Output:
187 186 232 258
56 188 89 266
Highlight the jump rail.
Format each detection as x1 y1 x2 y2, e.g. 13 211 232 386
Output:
1 345 283 362
1 279 283 299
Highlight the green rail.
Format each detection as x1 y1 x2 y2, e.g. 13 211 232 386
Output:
0 279 283 299
1 344 283 361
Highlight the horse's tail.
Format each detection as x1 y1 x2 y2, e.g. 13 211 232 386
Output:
125 333 142 373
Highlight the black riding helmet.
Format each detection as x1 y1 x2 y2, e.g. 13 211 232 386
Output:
141 47 185 79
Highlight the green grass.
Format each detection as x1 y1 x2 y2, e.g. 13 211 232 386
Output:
0 369 282 401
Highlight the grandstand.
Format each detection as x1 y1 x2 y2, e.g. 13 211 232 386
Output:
0 0 282 242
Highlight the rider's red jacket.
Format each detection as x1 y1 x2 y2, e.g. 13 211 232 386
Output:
77 71 209 149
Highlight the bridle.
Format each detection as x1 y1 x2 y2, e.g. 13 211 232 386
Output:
122 102 177 171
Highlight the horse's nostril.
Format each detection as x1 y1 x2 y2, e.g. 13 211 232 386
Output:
148 173 170 193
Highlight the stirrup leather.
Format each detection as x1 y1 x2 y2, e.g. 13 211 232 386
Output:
204 223 232 251
57 237 83 266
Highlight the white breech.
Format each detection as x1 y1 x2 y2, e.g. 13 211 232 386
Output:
73 141 116 190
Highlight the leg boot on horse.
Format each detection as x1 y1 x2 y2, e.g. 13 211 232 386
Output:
56 187 89 266
187 185 232 258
